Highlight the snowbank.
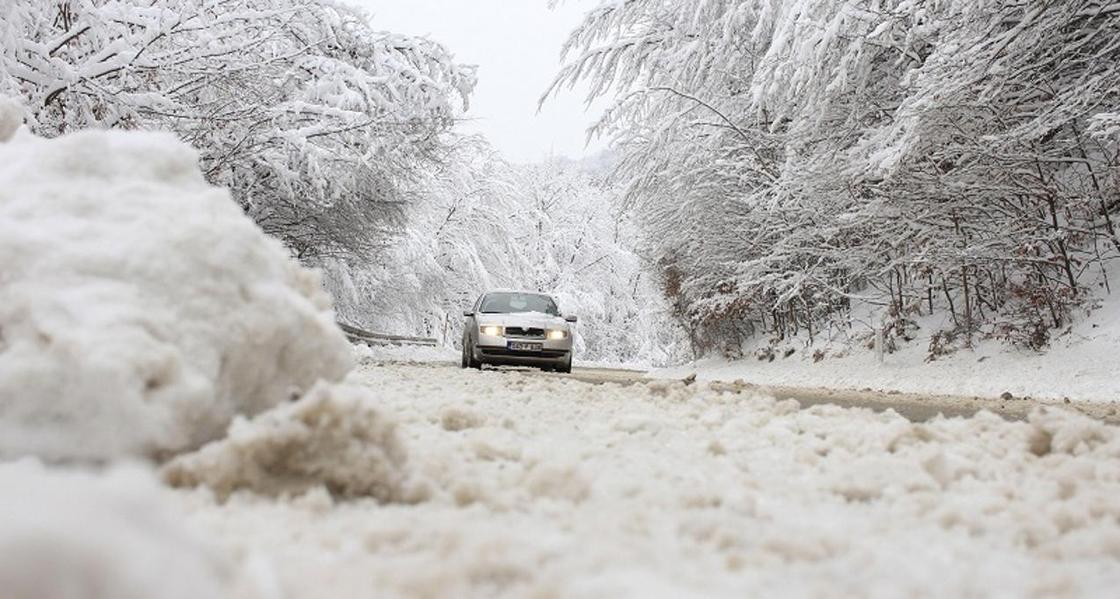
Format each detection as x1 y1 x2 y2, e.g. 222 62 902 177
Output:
352 341 457 364
658 296 1120 403
0 461 230 599
172 364 1120 598
0 121 352 461
163 383 415 502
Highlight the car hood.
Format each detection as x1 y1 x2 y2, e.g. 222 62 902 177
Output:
476 312 567 329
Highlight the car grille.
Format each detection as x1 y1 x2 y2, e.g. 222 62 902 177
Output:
505 327 545 339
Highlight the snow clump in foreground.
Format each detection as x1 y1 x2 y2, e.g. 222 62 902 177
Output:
0 112 352 462
0 460 230 599
163 383 416 502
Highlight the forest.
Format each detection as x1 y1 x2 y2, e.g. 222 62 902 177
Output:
549 0 1120 358
4 0 1118 364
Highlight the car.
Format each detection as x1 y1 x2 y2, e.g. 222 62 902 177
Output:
461 290 577 373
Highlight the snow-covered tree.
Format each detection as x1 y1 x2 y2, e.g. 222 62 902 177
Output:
550 0 1120 356
1 0 476 262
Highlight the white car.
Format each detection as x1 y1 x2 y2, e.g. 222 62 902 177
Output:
461 291 576 373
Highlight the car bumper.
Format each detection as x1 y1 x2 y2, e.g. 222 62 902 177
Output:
474 334 572 366
477 348 570 367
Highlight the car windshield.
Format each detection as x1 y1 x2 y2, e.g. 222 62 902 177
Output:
480 292 559 316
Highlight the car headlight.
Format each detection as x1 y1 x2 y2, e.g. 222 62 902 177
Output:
481 325 503 337
547 329 568 340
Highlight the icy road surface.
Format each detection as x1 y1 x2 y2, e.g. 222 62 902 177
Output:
175 363 1120 598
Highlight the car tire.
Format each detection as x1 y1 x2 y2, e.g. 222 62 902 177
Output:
557 354 572 374
468 340 482 370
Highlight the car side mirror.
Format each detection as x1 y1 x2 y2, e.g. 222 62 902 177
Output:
463 311 475 318
564 314 578 323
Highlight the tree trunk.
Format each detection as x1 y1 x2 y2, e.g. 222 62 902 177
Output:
961 266 973 348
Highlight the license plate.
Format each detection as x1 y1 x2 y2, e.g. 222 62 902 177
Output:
508 341 542 352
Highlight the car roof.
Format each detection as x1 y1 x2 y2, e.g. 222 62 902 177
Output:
484 289 555 298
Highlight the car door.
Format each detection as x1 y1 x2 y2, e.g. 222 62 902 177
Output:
465 294 485 346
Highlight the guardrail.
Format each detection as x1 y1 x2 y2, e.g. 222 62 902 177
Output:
337 322 439 347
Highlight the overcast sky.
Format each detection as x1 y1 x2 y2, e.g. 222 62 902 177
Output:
351 0 608 164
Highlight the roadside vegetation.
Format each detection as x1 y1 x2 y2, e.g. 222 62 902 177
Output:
549 1 1120 358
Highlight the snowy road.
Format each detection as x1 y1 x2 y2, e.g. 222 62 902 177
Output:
418 363 1119 425
171 362 1120 598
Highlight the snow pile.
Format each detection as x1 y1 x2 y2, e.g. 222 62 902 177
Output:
1027 406 1114 456
0 461 230 599
658 292 1120 403
0 123 352 461
171 364 1120 598
163 383 414 502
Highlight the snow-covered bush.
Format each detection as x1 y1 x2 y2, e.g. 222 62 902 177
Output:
0 120 352 462
162 383 413 502
0 461 230 599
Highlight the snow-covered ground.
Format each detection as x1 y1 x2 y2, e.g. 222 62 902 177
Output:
0 460 231 599
350 341 645 373
352 342 458 365
658 297 1120 404
162 363 1120 598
